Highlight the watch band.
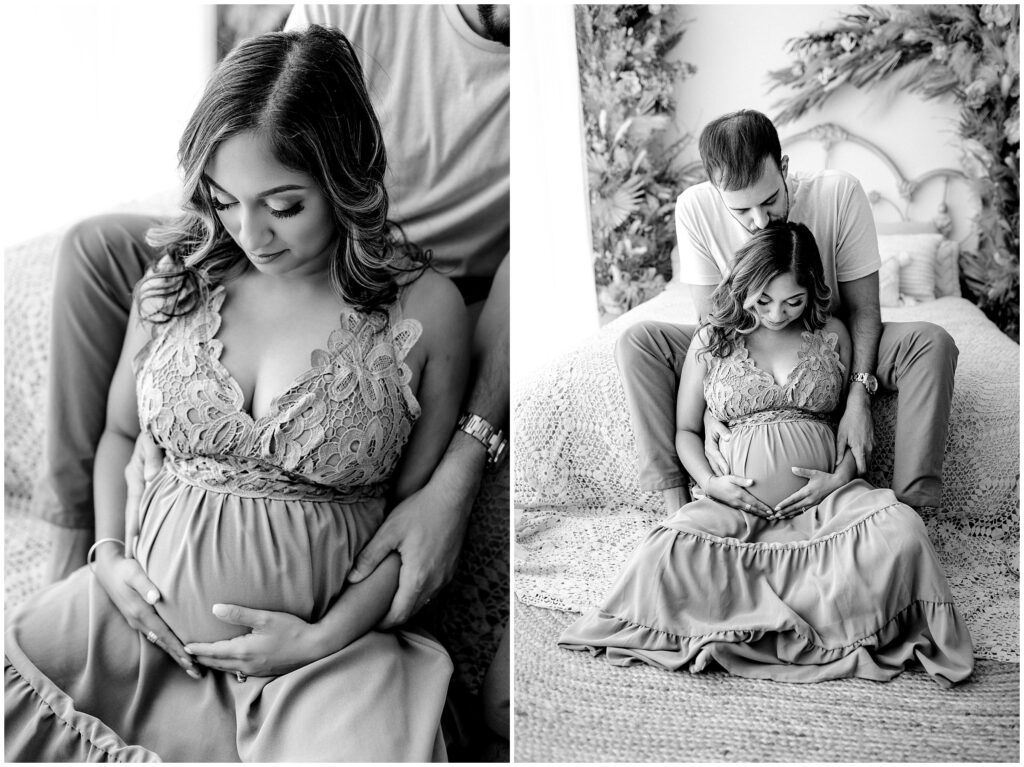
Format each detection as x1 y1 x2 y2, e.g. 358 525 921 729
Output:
458 413 509 467
849 372 878 395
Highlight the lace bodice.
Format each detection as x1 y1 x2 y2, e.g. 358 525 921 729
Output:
133 285 422 502
703 329 846 425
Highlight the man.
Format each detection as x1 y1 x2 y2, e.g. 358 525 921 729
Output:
616 109 957 516
38 2 509 751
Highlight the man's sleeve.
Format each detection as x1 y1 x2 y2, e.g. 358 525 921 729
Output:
835 175 882 282
674 189 724 286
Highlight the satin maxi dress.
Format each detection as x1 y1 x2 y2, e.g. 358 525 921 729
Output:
559 329 974 686
5 285 451 761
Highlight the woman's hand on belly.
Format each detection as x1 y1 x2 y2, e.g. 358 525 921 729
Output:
772 462 854 520
705 474 775 518
183 604 321 678
93 547 203 680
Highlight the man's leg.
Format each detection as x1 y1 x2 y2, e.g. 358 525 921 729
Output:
36 213 162 582
614 321 697 513
875 321 958 509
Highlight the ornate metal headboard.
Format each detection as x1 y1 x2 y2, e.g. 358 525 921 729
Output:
782 123 969 239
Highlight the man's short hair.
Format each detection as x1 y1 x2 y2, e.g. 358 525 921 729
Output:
698 110 783 191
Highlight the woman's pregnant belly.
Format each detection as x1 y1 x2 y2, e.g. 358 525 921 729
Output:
722 417 836 510
132 470 382 644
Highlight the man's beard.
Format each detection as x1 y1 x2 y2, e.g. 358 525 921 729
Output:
478 5 510 46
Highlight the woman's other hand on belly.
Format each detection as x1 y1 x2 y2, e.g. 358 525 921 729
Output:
705 474 775 518
183 604 322 678
771 457 857 520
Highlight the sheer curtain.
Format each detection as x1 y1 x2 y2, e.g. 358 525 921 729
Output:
511 4 598 389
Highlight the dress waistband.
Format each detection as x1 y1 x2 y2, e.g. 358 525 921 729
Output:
728 409 833 429
163 456 383 504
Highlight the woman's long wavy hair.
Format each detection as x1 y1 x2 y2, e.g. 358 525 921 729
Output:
140 25 428 321
700 221 831 360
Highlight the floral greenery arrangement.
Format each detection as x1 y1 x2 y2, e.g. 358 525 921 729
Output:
575 5 701 320
767 5 1020 340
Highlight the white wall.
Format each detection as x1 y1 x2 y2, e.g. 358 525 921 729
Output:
670 5 975 243
511 3 597 388
2 4 216 247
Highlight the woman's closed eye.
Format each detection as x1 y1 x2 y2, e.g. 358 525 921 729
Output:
266 201 304 219
210 195 305 219
758 297 805 308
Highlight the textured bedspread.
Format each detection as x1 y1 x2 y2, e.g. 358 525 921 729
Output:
514 283 1019 663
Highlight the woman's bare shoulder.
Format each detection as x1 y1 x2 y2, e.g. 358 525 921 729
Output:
822 316 850 343
400 269 468 349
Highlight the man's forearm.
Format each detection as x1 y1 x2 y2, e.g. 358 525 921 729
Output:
465 254 510 429
428 254 510 512
844 304 881 377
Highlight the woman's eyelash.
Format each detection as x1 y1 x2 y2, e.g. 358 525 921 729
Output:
269 203 303 219
209 197 304 219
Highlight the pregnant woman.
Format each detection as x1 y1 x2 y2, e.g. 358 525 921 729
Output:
6 26 468 761
559 221 974 687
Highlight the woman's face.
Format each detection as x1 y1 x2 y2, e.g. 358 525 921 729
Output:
205 130 336 279
750 271 807 331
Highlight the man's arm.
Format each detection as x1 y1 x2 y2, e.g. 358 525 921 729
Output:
349 253 509 627
836 272 883 474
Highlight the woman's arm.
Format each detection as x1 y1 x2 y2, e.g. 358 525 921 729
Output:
348 254 510 627
91 302 203 679
675 329 774 518
186 272 471 676
674 328 715 486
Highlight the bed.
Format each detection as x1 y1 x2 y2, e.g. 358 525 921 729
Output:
513 124 1019 761
3 192 509 717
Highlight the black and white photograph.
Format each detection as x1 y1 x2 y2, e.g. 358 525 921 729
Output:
3 2 1021 765
4 3 509 762
513 3 1019 762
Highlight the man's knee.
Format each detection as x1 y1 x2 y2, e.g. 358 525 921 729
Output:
614 321 660 370
54 213 156 297
614 320 693 372
892 322 958 375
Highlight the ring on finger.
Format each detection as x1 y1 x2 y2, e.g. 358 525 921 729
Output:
145 630 159 644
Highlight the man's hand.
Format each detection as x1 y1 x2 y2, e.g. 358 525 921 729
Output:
703 412 732 476
836 395 874 475
184 604 318 678
348 446 481 628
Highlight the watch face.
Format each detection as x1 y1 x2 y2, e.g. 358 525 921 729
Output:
853 374 877 394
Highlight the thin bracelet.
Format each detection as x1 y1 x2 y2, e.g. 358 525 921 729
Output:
87 538 125 573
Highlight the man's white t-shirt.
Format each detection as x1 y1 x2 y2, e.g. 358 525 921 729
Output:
675 169 881 313
287 4 510 279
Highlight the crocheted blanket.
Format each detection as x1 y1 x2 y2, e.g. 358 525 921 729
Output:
515 283 1019 663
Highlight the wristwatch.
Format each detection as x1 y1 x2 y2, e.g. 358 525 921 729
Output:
458 413 509 467
850 372 879 395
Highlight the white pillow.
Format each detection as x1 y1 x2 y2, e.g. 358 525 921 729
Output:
877 233 943 302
